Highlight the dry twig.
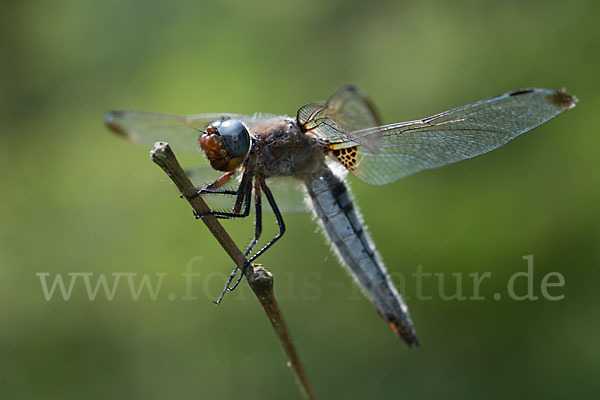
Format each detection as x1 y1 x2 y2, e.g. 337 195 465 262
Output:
150 142 316 400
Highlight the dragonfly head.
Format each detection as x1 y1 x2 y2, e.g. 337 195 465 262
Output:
199 119 251 171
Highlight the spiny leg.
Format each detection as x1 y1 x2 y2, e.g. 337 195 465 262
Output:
184 158 251 218
202 170 236 192
192 170 253 219
227 178 286 292
231 169 252 214
182 170 237 199
214 180 263 304
244 180 263 257
249 178 286 262
195 180 252 219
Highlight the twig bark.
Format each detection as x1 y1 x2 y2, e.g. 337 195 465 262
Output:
150 142 317 400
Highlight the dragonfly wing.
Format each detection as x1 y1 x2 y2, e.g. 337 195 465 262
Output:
104 111 254 153
265 176 310 214
345 88 577 185
297 84 383 150
105 110 308 212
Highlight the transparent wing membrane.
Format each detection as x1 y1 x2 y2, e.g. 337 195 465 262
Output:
104 111 254 153
297 84 383 150
331 88 577 185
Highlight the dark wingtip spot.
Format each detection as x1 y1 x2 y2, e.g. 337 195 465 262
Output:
547 90 578 111
509 88 535 96
104 111 129 138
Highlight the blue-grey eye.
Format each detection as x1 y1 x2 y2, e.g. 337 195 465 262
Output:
218 119 250 158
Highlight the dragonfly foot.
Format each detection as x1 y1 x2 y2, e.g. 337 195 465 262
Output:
182 189 202 201
213 262 249 303
193 210 208 219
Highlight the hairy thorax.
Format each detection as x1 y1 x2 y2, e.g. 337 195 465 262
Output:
247 117 327 179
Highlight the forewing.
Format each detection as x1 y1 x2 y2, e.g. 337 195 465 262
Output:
297 84 382 149
104 111 254 153
105 110 308 213
346 88 577 185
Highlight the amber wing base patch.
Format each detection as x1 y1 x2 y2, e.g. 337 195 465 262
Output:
330 145 359 172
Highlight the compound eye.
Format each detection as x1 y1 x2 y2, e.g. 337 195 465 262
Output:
218 119 250 158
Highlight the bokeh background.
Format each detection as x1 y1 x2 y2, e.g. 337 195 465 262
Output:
2 0 599 398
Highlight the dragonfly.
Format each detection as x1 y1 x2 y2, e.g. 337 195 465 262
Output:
105 85 577 346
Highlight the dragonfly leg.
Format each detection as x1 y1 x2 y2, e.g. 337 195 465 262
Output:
214 264 245 304
192 189 251 219
202 170 236 191
244 180 263 257
226 178 285 292
192 170 253 219
248 178 286 262
214 181 263 304
181 171 237 200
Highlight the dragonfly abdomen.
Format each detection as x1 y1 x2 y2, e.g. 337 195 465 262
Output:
304 169 418 346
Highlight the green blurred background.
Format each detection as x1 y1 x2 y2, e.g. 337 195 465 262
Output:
2 0 599 398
